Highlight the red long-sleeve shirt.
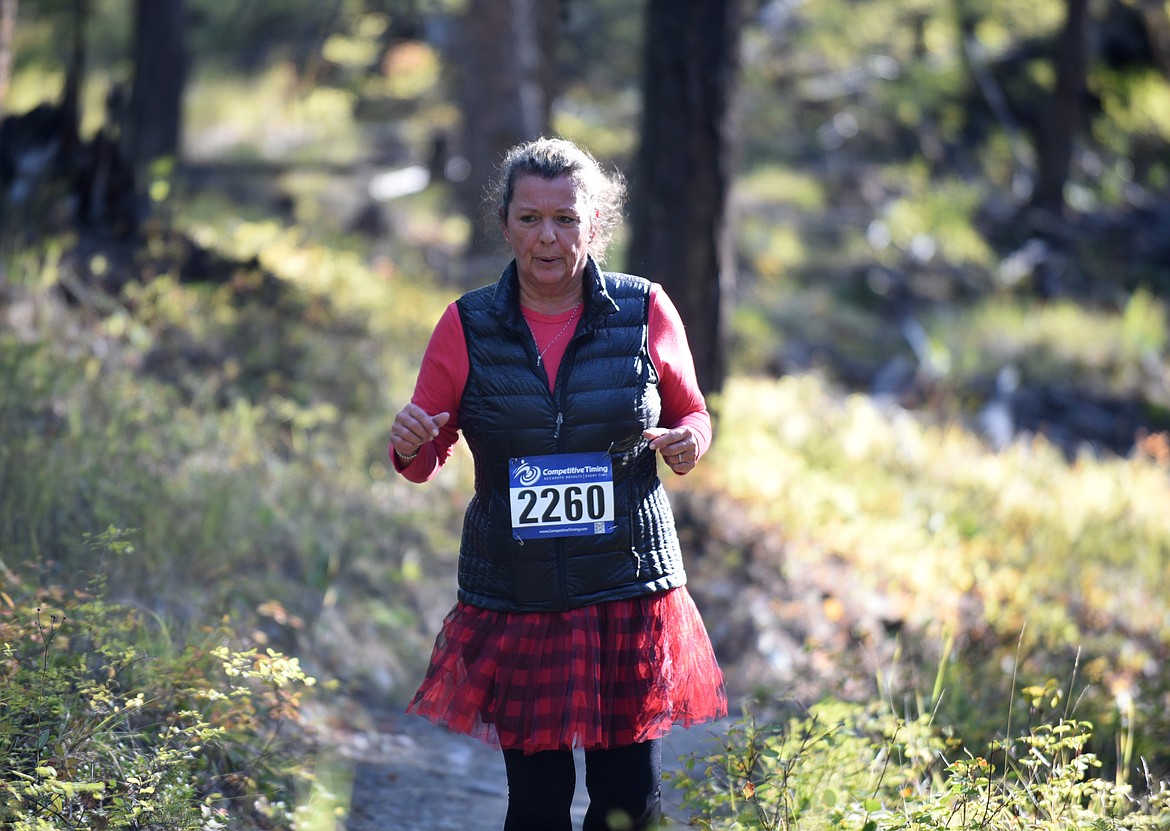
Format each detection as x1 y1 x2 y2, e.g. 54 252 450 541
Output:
394 283 710 482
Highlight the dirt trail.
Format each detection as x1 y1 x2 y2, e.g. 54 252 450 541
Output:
320 706 730 830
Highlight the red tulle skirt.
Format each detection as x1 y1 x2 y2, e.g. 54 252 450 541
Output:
406 587 727 754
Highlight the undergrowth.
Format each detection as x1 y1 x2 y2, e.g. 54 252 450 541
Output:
701 372 1170 765
0 529 321 830
671 679 1170 830
0 234 467 699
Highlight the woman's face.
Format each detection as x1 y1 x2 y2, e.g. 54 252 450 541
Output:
503 173 595 298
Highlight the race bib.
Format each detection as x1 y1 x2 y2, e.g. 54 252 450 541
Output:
509 452 616 540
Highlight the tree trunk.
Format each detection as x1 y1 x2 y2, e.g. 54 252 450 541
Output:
1031 0 1090 217
1137 0 1170 79
0 0 16 117
534 0 564 120
61 0 87 153
628 0 744 397
453 0 550 284
128 0 188 169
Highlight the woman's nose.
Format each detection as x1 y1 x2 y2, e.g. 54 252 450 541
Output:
539 220 556 242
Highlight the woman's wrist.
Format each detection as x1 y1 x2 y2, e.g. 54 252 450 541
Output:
396 445 421 463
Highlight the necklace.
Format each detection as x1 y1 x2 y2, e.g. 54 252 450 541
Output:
530 301 582 367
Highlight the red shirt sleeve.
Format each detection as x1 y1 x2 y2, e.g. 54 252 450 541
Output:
392 303 466 482
649 284 713 458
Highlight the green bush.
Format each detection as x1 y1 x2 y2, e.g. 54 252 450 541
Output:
704 374 1170 758
672 689 1170 830
0 530 319 830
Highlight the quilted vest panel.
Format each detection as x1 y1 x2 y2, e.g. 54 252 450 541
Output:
454 260 686 611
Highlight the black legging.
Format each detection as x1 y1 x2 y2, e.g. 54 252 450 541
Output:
502 739 663 831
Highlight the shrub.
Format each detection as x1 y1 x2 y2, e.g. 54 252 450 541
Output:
670 688 1170 831
0 530 319 830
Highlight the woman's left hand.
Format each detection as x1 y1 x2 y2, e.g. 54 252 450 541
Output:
643 427 700 475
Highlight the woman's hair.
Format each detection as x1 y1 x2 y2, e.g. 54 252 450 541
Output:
488 136 627 263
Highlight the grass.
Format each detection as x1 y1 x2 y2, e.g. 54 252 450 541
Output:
710 370 1170 626
698 371 1170 775
932 292 1169 394
0 213 468 685
669 687 1170 830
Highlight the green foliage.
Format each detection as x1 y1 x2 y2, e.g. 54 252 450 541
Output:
0 535 318 830
1093 69 1170 153
739 166 828 214
0 215 470 701
672 699 946 830
671 688 1170 830
183 64 365 164
930 292 1168 397
876 170 995 269
704 373 1170 757
9 0 131 75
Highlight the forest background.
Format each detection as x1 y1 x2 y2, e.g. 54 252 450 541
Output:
2 0 1170 829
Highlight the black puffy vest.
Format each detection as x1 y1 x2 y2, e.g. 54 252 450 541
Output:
454 259 686 612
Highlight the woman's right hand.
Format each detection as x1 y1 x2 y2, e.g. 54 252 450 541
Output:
391 404 450 460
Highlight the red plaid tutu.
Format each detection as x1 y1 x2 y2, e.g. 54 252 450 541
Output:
406 587 727 754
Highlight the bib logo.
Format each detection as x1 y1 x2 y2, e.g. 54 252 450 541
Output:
513 461 541 487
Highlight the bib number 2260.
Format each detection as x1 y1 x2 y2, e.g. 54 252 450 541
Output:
509 452 616 540
515 484 608 524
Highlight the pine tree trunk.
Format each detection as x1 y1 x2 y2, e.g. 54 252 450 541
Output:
1032 0 1090 216
628 0 744 397
453 0 550 283
128 0 188 168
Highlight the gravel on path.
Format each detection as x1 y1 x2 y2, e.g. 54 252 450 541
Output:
315 706 731 831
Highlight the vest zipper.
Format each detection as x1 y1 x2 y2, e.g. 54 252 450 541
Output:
552 333 572 606
554 390 567 605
